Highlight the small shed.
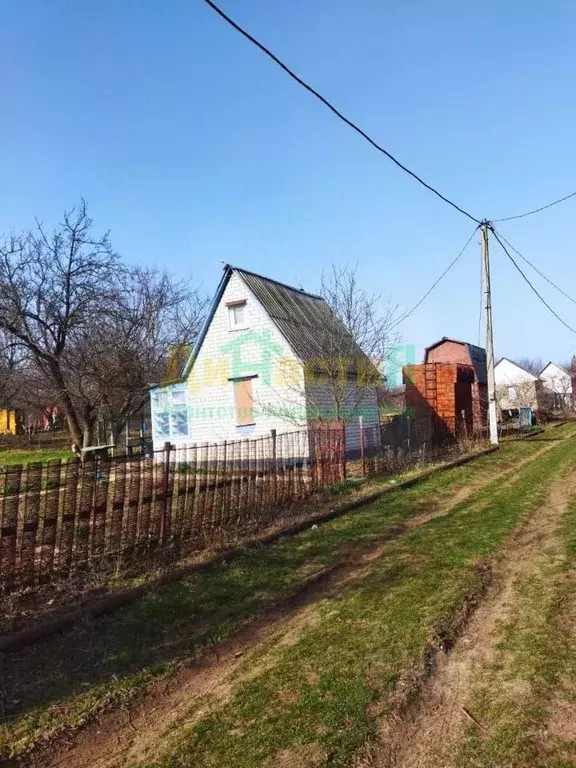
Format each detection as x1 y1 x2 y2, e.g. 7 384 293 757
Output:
403 362 475 438
424 337 487 429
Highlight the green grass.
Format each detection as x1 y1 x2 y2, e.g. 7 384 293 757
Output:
0 447 72 467
0 428 571 761
135 429 576 768
454 491 576 767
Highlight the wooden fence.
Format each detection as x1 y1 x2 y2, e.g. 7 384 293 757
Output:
0 416 466 593
0 427 346 592
358 416 458 476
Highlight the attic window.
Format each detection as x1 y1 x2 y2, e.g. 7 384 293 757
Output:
228 300 247 331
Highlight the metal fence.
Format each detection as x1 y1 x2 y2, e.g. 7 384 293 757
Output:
0 427 346 592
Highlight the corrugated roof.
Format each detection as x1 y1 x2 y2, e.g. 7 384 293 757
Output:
181 264 378 378
234 267 375 373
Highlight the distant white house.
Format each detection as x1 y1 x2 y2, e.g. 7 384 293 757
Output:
539 362 573 411
150 265 380 453
494 358 540 412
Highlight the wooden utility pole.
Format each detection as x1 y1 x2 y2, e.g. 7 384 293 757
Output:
481 222 499 445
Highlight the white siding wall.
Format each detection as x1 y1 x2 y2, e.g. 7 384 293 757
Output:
494 359 537 386
494 359 539 411
305 380 380 452
152 272 308 451
540 364 572 395
540 363 573 410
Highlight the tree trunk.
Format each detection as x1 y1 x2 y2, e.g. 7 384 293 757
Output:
81 409 96 450
47 364 84 447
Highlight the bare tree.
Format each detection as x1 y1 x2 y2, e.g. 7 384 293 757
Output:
65 267 208 444
319 264 399 369
309 264 400 420
261 264 400 425
0 330 27 409
496 380 540 413
514 357 544 376
0 201 208 448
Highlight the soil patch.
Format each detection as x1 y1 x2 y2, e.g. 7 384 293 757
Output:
369 467 576 768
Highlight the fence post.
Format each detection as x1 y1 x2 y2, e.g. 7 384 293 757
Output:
341 420 347 480
271 429 277 504
160 440 171 543
359 416 365 477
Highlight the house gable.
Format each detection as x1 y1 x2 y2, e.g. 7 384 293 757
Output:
539 362 572 396
152 264 380 450
494 358 538 384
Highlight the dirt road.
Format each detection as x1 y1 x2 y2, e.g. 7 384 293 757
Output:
8 429 576 768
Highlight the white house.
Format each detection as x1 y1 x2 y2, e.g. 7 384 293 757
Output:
150 265 380 454
494 358 540 412
539 362 573 411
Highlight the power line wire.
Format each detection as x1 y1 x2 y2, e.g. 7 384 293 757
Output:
493 191 576 223
204 0 481 225
390 226 479 330
493 228 576 307
490 227 576 336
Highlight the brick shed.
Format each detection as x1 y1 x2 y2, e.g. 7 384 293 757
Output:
424 337 487 430
403 362 475 438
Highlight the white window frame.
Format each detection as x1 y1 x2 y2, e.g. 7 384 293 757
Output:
227 300 248 331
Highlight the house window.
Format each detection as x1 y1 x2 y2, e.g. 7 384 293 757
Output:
152 386 189 441
153 412 170 440
151 389 168 412
233 377 255 425
508 386 517 401
228 300 247 331
170 385 187 407
170 409 189 438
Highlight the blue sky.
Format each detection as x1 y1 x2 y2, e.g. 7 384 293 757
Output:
2 0 575 363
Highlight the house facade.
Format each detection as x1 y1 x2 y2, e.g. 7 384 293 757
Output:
494 358 541 412
424 337 487 429
150 265 380 454
539 362 573 412
0 409 20 435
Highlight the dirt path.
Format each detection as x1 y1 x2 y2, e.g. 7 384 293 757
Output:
18 437 564 768
368 464 576 768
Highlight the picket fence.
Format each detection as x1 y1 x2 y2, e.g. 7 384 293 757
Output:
0 427 348 591
0 416 455 592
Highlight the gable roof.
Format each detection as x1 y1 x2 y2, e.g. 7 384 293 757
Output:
494 357 539 380
182 264 377 378
424 336 487 384
539 361 570 377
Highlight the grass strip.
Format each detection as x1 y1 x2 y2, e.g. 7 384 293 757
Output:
0 430 568 759
454 494 576 768
135 432 576 767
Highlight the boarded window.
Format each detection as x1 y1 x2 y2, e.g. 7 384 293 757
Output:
233 378 254 425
